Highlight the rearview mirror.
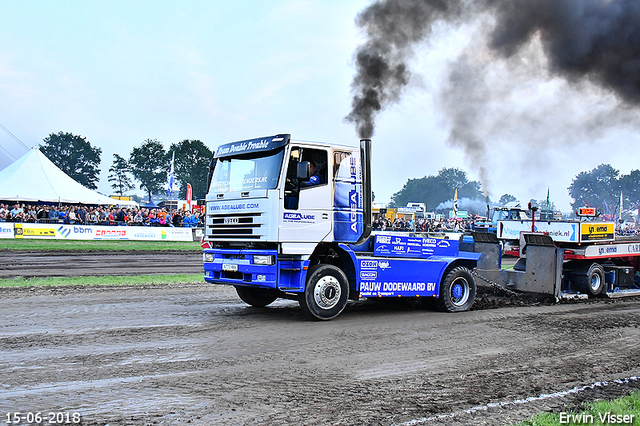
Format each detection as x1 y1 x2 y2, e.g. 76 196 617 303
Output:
297 161 310 180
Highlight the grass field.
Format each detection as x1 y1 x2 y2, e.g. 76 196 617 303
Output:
0 239 202 251
513 391 640 425
0 239 204 287
0 274 204 288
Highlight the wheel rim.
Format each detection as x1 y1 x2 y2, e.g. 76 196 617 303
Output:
313 276 342 310
590 273 601 292
450 277 469 307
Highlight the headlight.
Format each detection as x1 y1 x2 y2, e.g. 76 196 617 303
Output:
253 255 275 265
204 253 214 263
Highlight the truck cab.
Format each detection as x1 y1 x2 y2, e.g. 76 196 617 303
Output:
406 202 427 220
474 201 529 234
204 134 368 250
203 134 480 320
492 202 529 221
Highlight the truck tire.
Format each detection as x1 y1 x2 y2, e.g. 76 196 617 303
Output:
299 264 349 320
235 286 278 307
437 266 476 312
573 263 606 296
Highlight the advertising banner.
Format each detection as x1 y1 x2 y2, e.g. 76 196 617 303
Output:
580 222 615 241
583 241 640 258
498 220 580 243
0 223 195 241
14 223 56 238
186 183 192 210
0 223 14 239
497 220 615 243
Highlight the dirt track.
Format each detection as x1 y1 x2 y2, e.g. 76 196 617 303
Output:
0 250 203 278
1 252 640 425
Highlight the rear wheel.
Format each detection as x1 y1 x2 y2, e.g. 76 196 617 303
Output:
235 286 278 307
573 263 605 296
299 264 349 320
437 266 476 312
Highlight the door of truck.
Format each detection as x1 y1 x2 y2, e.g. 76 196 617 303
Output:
279 147 332 244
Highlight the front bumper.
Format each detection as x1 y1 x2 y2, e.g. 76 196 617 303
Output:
203 248 308 292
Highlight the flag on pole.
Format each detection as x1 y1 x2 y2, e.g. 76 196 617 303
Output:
453 188 458 219
619 191 624 222
167 151 175 196
186 183 192 210
546 187 550 214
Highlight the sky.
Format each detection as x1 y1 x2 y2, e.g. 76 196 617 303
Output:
1 0 639 213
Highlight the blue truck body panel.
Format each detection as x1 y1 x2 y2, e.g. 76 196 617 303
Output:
356 257 447 297
332 152 364 243
345 234 481 297
205 233 481 298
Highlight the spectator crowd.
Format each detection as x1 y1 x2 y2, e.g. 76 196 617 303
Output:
616 222 640 236
372 216 477 233
0 203 204 227
374 215 640 236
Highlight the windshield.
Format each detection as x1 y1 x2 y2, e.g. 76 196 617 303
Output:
210 149 285 193
493 209 528 221
492 210 509 222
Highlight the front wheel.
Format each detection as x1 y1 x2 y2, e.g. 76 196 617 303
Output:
437 266 476 312
235 286 278 307
299 264 349 320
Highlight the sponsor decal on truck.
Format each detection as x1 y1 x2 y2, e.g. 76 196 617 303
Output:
283 212 316 223
580 222 614 241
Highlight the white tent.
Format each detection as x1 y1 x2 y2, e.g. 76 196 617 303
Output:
108 197 139 207
0 148 137 206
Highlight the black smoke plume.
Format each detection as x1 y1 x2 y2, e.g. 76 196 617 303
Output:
344 0 465 138
489 0 640 104
346 0 640 193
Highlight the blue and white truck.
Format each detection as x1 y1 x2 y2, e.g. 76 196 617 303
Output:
202 134 482 320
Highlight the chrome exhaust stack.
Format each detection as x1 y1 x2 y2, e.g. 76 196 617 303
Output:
355 138 372 245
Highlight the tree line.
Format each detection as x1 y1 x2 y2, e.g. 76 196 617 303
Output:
40 132 213 201
390 165 640 218
39 131 639 217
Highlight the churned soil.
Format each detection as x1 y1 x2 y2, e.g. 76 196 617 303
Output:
0 250 203 278
0 252 639 425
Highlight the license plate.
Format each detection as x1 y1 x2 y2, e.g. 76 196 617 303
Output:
222 263 238 272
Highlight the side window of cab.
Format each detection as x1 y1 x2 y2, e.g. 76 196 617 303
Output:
284 148 327 209
299 149 327 189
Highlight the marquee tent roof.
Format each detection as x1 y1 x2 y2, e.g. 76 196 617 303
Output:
0 148 137 205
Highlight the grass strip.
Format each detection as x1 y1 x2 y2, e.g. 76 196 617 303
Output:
0 274 204 288
0 239 202 251
513 390 640 425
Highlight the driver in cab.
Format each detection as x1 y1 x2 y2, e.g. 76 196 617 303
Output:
300 161 323 188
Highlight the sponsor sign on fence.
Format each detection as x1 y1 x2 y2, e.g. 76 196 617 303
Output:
0 223 195 241
0 223 14 239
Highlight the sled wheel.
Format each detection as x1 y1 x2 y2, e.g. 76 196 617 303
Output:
437 266 476 312
299 264 349 320
574 263 605 296
235 286 278 307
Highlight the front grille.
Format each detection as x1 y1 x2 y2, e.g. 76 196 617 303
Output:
206 212 263 240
